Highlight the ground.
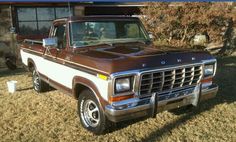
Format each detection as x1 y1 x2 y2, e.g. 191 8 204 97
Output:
0 56 236 142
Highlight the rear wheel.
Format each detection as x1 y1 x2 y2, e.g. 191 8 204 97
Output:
32 69 49 93
78 89 110 134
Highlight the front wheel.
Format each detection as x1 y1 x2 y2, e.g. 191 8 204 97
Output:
78 90 110 134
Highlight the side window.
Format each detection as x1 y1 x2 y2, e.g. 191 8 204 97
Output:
53 24 66 48
124 23 141 38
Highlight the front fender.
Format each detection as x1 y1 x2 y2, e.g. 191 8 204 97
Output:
72 76 109 111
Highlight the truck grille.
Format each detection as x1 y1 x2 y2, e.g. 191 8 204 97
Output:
139 64 202 97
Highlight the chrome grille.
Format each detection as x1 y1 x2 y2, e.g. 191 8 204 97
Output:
139 64 202 97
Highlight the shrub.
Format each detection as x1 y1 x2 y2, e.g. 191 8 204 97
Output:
140 2 236 50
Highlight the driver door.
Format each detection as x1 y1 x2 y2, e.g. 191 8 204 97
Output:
43 23 68 87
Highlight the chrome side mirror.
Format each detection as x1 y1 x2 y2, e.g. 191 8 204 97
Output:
43 37 58 48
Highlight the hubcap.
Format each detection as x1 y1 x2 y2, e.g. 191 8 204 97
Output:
82 99 100 127
33 71 40 91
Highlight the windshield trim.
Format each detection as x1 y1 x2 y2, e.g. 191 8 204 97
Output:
68 19 150 48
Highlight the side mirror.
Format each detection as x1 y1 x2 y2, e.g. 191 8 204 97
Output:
43 37 58 48
148 33 154 40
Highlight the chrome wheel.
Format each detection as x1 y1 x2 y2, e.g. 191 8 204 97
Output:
33 71 40 91
82 99 100 127
78 90 110 134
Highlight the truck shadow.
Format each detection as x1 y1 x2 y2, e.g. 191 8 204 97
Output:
17 87 33 92
109 56 236 139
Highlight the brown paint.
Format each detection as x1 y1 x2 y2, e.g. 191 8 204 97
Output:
17 35 48 42
72 76 109 111
67 43 214 75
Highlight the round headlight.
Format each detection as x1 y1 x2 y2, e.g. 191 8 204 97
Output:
115 77 131 93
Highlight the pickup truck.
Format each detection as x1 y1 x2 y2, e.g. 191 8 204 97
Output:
20 16 218 134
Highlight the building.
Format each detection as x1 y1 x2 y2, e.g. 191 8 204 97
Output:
0 2 144 58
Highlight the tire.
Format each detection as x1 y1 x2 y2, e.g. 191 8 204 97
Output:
78 90 110 135
32 69 49 93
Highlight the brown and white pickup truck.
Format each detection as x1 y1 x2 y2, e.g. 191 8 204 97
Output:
20 16 218 134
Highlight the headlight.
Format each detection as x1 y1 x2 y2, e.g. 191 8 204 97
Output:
204 64 214 77
115 77 132 93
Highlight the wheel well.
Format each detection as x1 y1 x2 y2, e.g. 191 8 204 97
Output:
74 83 91 99
28 61 35 72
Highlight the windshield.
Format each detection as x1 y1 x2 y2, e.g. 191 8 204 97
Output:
69 20 149 47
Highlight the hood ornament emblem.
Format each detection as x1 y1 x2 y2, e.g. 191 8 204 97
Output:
142 63 146 67
192 57 196 61
177 59 182 63
161 61 166 65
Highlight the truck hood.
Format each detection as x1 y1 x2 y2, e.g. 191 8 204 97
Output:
72 43 214 75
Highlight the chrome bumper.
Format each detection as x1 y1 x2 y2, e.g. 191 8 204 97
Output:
200 83 218 102
105 84 218 122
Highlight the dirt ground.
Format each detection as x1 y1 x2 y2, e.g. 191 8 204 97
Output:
0 56 236 142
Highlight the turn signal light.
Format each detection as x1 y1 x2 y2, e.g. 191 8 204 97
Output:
201 77 213 83
109 94 134 103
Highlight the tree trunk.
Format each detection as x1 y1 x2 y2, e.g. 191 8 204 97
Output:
181 26 188 42
219 19 236 56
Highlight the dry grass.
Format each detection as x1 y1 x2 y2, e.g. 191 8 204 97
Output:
0 56 236 142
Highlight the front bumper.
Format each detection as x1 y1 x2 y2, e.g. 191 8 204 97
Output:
105 84 218 122
200 83 219 102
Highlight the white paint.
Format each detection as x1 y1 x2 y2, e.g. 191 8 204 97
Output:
20 49 109 101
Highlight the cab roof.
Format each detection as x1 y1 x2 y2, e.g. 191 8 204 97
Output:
53 15 140 23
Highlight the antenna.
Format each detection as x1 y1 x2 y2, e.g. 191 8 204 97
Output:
67 0 75 48
68 1 72 17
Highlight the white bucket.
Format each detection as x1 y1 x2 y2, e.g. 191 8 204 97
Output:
7 80 17 93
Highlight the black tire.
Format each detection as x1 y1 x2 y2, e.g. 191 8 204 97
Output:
78 90 110 135
32 69 49 93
